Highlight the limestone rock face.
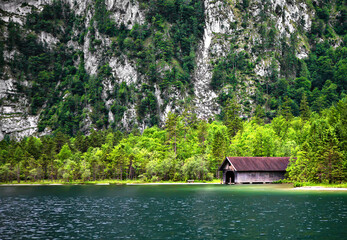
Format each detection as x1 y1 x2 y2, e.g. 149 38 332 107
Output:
193 0 313 118
0 0 145 139
193 0 237 119
0 0 316 140
0 78 45 140
106 0 145 28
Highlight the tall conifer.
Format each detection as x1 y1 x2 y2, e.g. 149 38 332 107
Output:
281 97 293 121
223 97 243 139
300 93 311 121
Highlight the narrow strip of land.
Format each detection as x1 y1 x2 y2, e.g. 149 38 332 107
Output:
0 183 64 186
0 182 220 186
126 183 220 185
293 186 347 191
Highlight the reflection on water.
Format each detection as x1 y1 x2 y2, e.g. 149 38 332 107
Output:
0 185 346 239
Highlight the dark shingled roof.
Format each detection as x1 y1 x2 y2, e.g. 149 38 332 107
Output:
221 157 290 171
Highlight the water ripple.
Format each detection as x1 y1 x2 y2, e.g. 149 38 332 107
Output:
0 185 346 239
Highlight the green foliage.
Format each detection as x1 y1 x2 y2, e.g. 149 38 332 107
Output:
300 93 311 121
57 144 72 161
26 1 75 43
280 97 294 121
5 4 112 134
1 1 347 184
165 112 179 154
94 0 117 36
287 117 345 183
0 100 346 183
85 0 204 122
4 0 347 133
215 1 345 121
210 51 250 91
223 97 243 138
182 155 212 181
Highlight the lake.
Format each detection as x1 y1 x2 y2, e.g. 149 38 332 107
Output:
0 184 346 239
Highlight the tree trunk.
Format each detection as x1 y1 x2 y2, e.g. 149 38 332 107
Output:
16 167 20 183
174 135 177 154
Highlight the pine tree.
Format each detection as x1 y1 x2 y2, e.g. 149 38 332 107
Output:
211 129 227 177
315 125 345 183
165 112 178 154
197 120 208 150
299 59 309 79
224 97 243 139
253 105 265 125
280 97 293 121
300 93 311 121
288 119 346 183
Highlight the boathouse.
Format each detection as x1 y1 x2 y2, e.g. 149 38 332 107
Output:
218 157 290 184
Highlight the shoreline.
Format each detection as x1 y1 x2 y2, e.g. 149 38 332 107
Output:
0 182 221 186
293 186 347 191
1 183 346 190
126 182 220 185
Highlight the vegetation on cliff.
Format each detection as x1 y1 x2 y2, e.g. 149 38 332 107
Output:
0 0 346 134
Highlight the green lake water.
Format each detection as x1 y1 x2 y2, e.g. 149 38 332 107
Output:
0 184 346 239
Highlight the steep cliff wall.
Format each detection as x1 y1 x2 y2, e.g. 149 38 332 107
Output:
0 0 344 139
194 0 314 118
0 0 146 139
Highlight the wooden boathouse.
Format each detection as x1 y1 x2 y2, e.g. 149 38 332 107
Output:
219 157 290 184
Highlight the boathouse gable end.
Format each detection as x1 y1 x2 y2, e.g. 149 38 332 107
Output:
219 157 290 184
218 158 236 172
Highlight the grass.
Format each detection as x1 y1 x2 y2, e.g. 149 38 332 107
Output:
272 179 347 188
2 179 345 187
0 178 221 185
292 182 347 188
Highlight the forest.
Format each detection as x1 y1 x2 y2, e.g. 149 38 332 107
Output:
0 97 346 184
0 0 346 184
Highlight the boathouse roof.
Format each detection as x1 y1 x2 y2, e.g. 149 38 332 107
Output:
218 157 291 172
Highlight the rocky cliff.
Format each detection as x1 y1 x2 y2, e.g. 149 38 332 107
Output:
0 0 344 139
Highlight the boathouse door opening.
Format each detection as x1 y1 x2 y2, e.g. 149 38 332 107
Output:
225 171 235 184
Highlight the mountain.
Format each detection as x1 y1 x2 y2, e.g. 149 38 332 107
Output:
0 0 345 140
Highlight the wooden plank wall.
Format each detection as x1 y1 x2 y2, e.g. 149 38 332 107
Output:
235 171 285 183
